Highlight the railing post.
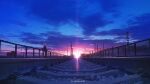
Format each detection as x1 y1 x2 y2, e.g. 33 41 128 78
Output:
125 45 127 57
49 51 51 57
105 50 107 56
108 50 109 56
126 44 129 57
50 51 51 56
47 51 50 57
149 39 150 56
104 50 106 57
25 46 28 58
149 39 150 48
0 40 1 54
117 47 119 57
107 49 109 56
134 43 137 56
39 49 41 57
15 44 17 57
103 50 105 57
104 50 105 57
45 50 47 58
33 48 35 57
42 50 44 57
112 47 114 57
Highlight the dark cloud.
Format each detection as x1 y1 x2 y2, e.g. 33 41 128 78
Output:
83 0 119 13
21 31 84 49
13 0 118 35
12 20 27 27
0 0 121 49
80 13 111 35
42 31 83 47
0 34 7 40
95 28 126 36
29 0 114 35
95 13 150 40
98 0 119 13
127 13 150 39
83 39 121 48
30 0 76 24
21 32 46 44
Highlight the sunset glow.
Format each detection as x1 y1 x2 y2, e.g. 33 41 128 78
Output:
73 48 84 59
74 50 81 59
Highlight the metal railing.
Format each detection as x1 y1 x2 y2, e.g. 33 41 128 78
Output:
0 40 64 58
88 39 150 57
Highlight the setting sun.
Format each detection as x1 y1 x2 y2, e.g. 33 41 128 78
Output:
74 49 83 59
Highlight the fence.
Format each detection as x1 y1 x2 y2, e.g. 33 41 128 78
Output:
0 40 63 58
88 39 150 57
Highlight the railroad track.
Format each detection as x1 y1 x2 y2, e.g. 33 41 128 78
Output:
0 59 143 84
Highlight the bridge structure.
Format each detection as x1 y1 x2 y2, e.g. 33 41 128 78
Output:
0 40 65 58
0 39 150 84
85 38 150 57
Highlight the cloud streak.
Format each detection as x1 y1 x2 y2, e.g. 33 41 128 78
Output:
20 31 124 50
95 13 150 40
27 0 119 35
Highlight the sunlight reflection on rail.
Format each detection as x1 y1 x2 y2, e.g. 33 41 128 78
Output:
75 58 79 72
73 50 82 72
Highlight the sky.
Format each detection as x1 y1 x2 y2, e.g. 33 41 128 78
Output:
0 0 150 53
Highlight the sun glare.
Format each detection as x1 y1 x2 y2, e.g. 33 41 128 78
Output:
74 50 82 59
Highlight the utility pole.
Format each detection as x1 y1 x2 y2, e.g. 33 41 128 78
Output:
102 41 105 50
102 41 105 56
94 42 99 53
67 47 69 56
70 42 73 56
43 45 47 57
126 32 130 45
95 43 98 52
94 43 96 53
97 42 99 52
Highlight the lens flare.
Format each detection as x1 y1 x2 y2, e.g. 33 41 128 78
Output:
74 50 82 59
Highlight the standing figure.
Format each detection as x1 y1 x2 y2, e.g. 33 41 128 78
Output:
43 45 47 57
